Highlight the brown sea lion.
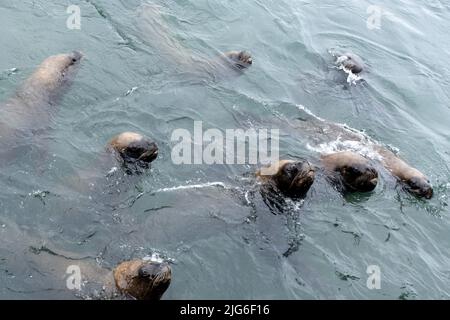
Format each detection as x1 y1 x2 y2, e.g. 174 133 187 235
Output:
137 4 252 79
0 52 83 155
0 220 171 300
336 52 364 74
287 114 433 199
67 131 159 194
220 50 253 70
114 259 171 300
321 151 378 192
257 160 315 199
375 147 433 199
66 257 171 300
108 131 159 169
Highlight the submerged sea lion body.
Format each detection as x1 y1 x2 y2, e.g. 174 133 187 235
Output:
137 4 252 81
0 52 82 156
375 147 433 199
1 52 82 130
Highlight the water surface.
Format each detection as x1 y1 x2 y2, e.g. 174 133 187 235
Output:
0 0 449 299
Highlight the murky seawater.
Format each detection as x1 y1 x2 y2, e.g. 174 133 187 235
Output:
0 0 449 299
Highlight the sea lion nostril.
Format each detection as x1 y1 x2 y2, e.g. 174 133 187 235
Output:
72 51 83 59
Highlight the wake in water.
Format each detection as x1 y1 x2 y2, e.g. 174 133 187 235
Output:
151 181 231 194
306 137 383 161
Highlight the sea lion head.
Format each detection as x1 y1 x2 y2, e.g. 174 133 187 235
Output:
29 51 83 96
338 161 378 192
323 152 378 192
224 51 253 70
43 51 83 70
109 132 158 169
272 160 315 198
114 260 172 300
339 53 364 74
40 51 83 81
404 175 433 199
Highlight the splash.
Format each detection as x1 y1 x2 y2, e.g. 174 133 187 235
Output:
306 137 383 161
142 252 165 263
330 50 362 85
336 56 362 85
294 104 384 159
107 166 118 176
0 68 18 79
124 86 139 96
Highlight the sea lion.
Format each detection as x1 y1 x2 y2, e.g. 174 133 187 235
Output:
336 52 364 74
67 257 172 300
375 147 433 199
137 4 252 79
0 219 171 300
321 151 378 192
0 52 83 154
219 50 253 71
287 112 433 199
108 131 159 170
67 131 159 195
257 160 315 199
114 259 172 300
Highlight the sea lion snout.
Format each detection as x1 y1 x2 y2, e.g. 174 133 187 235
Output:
70 51 83 64
136 261 172 300
138 261 171 280
406 176 433 199
124 139 159 163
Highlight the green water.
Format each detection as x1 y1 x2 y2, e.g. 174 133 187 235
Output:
0 0 449 299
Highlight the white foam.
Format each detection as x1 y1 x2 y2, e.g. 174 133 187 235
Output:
125 86 139 96
307 137 383 161
285 198 305 211
142 252 165 263
332 53 362 85
295 104 325 122
339 65 362 85
153 181 230 193
107 166 118 176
